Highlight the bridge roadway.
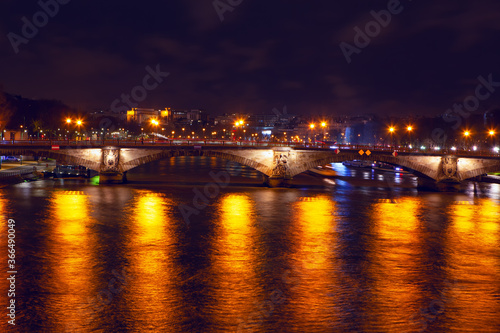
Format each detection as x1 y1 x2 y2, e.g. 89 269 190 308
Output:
1 140 499 187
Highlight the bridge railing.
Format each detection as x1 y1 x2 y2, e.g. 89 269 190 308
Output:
1 139 499 157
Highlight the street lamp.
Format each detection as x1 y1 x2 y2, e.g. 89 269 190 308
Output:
65 118 72 140
488 129 496 148
150 118 159 143
309 123 315 143
463 130 471 150
76 119 83 140
406 125 413 148
321 122 327 140
389 126 395 148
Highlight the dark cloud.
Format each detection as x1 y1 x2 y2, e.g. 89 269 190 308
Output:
1 0 500 116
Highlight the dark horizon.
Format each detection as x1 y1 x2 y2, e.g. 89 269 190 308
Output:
1 0 500 116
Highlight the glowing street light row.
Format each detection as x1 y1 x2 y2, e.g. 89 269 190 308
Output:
387 125 413 133
463 129 496 137
65 118 83 126
309 122 327 129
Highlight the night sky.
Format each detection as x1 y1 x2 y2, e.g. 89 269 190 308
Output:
1 0 500 116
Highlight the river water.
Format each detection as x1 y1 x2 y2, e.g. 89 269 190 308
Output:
1 157 499 332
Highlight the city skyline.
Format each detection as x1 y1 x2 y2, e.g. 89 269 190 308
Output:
1 0 500 116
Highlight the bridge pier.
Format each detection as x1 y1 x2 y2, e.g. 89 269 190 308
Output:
99 147 124 184
263 148 294 187
263 175 292 187
99 172 127 184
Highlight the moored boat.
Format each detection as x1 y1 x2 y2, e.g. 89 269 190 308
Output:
342 160 372 168
371 162 411 174
308 165 338 177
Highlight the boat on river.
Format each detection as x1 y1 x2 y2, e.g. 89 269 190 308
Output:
342 160 372 168
371 162 411 174
308 165 338 177
44 165 97 178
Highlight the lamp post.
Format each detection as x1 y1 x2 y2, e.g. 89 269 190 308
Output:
309 123 315 144
65 118 71 141
76 119 83 141
321 122 327 143
406 125 413 149
488 130 496 149
150 119 159 143
389 126 395 149
463 130 471 150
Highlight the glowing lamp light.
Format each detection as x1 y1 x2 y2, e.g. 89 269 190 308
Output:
434 147 441 151
420 146 426 150
473 146 477 151
493 147 500 153
451 146 457 151
66 118 71 124
310 124 315 129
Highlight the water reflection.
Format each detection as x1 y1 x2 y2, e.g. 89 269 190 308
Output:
0 191 7 220
367 197 424 331
46 191 96 331
286 196 338 331
444 199 500 331
209 194 261 331
124 191 178 331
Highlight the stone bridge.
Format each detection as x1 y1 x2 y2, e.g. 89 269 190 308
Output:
1 144 499 187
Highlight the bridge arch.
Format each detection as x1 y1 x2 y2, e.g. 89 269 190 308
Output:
287 152 437 180
120 149 272 176
456 159 500 180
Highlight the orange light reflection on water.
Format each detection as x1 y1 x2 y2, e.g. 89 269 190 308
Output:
287 196 338 331
48 191 95 331
366 197 424 331
444 199 500 330
0 192 7 220
126 191 176 330
211 194 260 331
